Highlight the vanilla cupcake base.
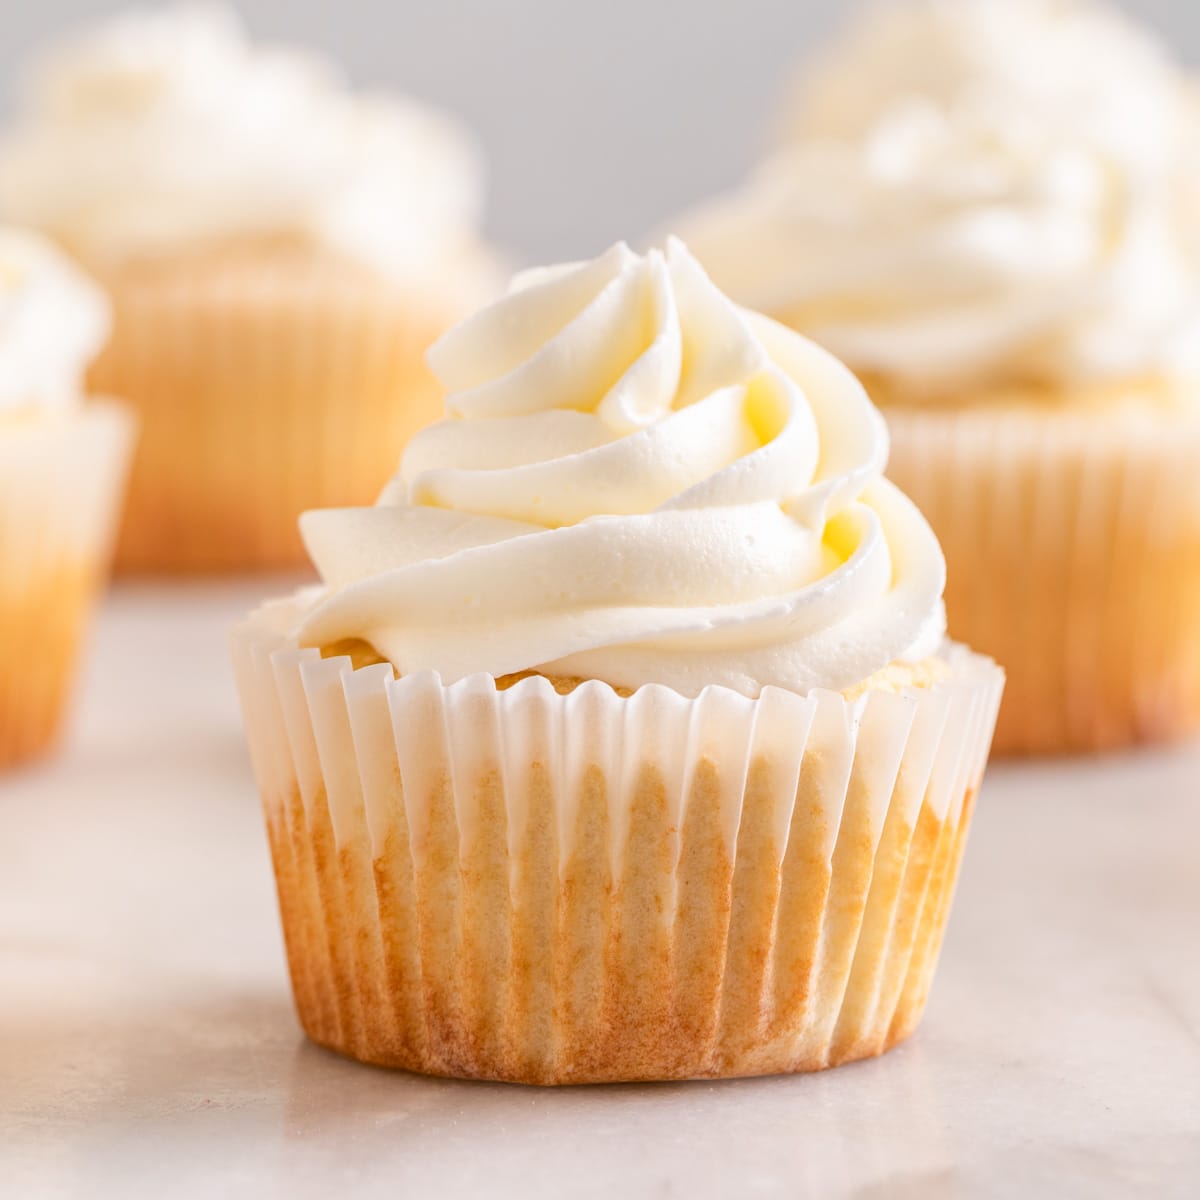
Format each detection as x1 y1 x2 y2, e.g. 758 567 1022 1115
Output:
232 598 1002 1084
86 246 467 573
887 405 1200 756
0 403 135 766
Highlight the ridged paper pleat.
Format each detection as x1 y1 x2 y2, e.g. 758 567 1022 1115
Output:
887 406 1200 754
0 404 134 766
87 250 460 572
232 598 1002 1083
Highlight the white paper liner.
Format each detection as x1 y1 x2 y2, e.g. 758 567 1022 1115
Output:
887 405 1200 754
0 402 135 764
232 596 1003 1083
86 250 465 572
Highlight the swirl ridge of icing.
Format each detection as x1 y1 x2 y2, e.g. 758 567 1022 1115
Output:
678 0 1200 401
298 240 947 697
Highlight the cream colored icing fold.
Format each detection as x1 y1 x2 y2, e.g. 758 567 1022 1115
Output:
0 3 486 282
678 0 1200 402
298 241 947 696
0 225 109 414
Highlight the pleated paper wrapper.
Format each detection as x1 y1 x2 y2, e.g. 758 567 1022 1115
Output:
0 403 135 766
232 597 1003 1084
86 248 471 573
887 406 1200 755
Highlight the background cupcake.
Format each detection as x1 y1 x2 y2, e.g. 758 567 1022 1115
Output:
232 240 1003 1084
0 227 134 767
677 0 1200 755
0 4 497 572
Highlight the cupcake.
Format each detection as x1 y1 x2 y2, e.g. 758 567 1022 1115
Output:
0 4 497 572
231 240 1003 1084
677 0 1200 754
0 227 134 767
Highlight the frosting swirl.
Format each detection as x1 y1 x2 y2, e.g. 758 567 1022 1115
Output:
0 225 110 414
787 0 1189 175
678 0 1200 401
0 4 486 282
298 241 947 697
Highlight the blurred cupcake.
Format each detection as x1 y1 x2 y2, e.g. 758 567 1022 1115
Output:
677 0 1200 754
231 240 1003 1084
0 4 497 572
0 227 134 767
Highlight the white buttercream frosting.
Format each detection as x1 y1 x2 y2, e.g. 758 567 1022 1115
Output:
297 240 947 697
0 4 486 280
0 225 110 414
787 0 1188 173
678 0 1200 401
1183 85 1200 271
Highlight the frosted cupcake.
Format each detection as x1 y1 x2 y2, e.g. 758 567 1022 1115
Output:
0 4 496 572
0 228 134 767
231 240 1003 1084
677 0 1200 754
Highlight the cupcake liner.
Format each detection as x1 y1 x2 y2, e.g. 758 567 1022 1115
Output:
887 406 1200 755
0 403 135 766
232 597 1003 1084
86 249 466 573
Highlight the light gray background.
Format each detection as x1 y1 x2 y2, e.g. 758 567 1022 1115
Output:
1 0 1196 263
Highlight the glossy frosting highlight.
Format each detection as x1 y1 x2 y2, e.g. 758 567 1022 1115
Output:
298 241 947 696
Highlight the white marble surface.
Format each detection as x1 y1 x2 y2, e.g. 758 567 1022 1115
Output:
2 581 1198 1199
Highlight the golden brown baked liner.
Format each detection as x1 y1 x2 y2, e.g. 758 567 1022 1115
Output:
0 404 133 766
86 244 464 572
1 566 96 765
234 601 1002 1083
887 404 1200 754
